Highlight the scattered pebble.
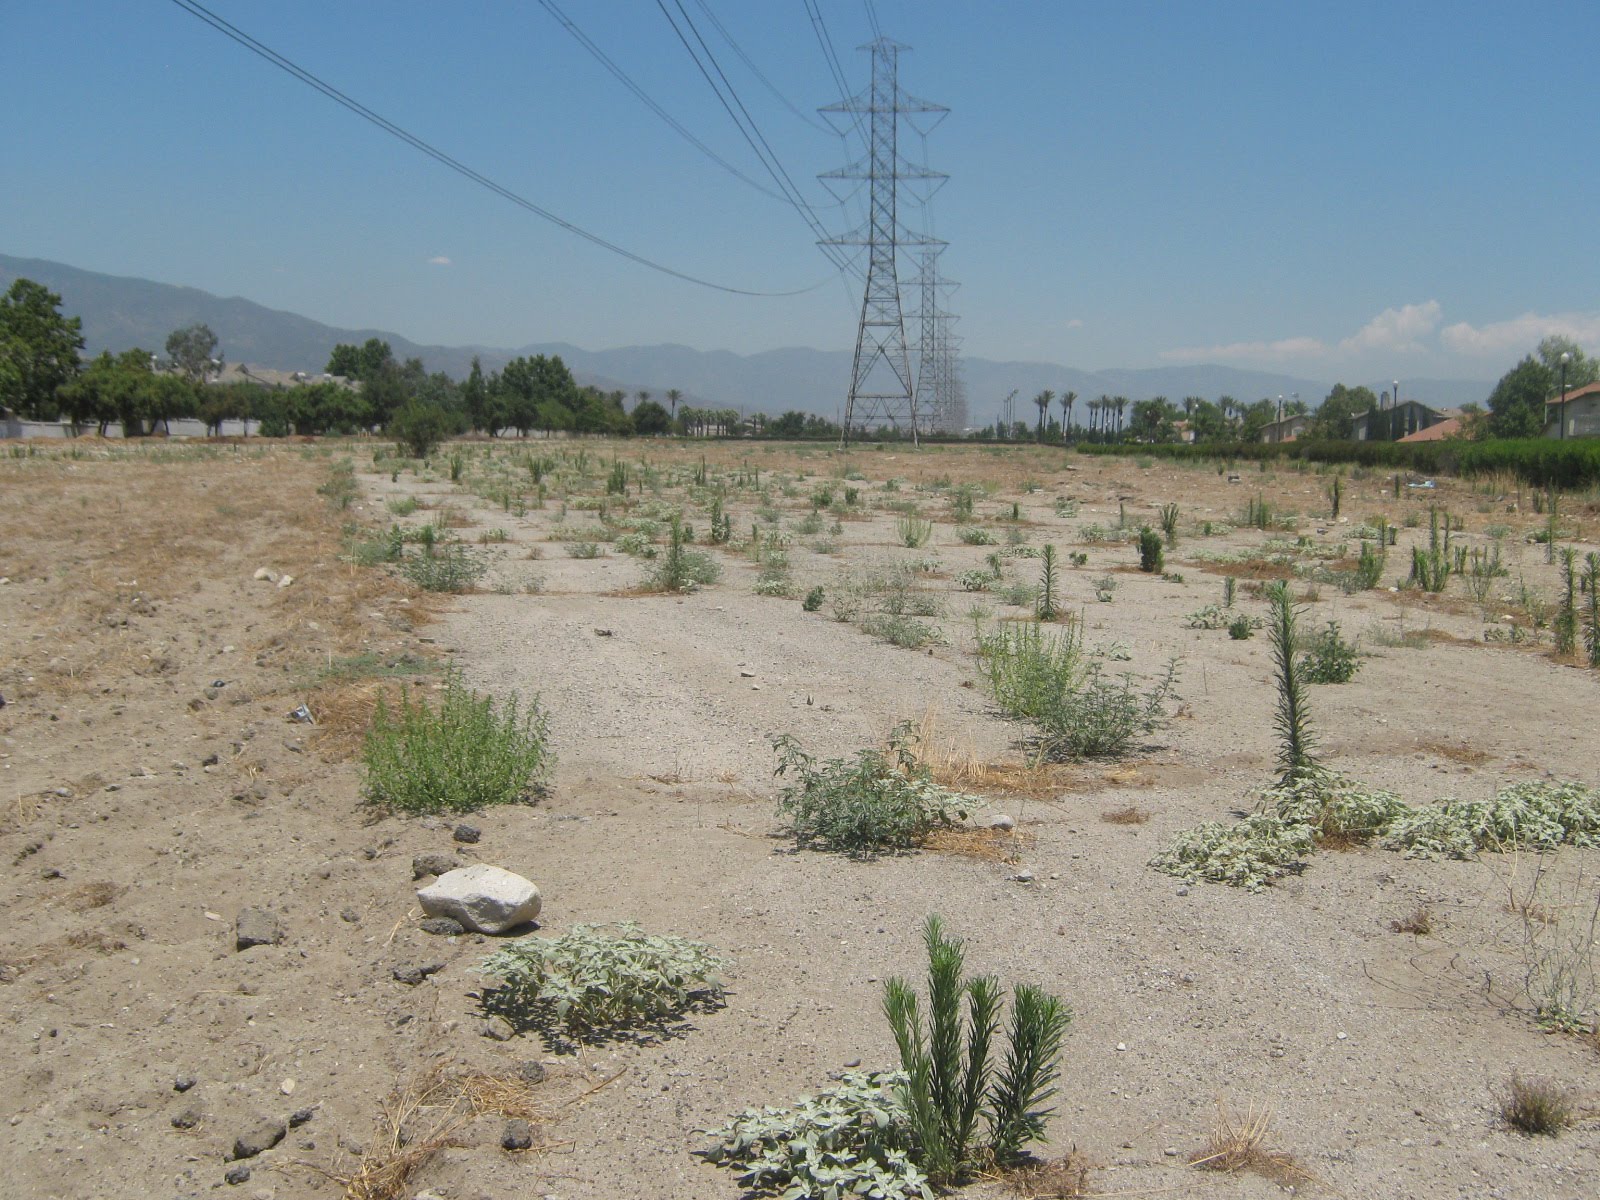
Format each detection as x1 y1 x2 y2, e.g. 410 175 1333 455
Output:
230 1118 286 1160
502 1118 534 1151
453 823 481 845
174 1075 197 1093
518 1061 546 1085
235 907 284 952
171 1107 203 1130
392 962 446 986
989 814 1016 832
480 1017 515 1042
224 1164 252 1185
412 853 456 880
419 916 465 937
289 1107 315 1128
340 908 361 924
1115 1042 1127 1052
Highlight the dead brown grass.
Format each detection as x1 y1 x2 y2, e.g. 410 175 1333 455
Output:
1419 739 1491 765
1390 905 1434 935
923 825 1031 864
1190 1100 1312 1187
327 1064 469 1200
910 708 1069 799
1003 1151 1092 1198
1100 805 1149 825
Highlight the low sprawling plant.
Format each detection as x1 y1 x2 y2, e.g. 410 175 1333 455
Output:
478 922 725 1047
363 672 551 813
1262 769 1407 841
772 724 981 856
647 518 721 592
862 612 947 649
1381 780 1600 858
701 1073 929 1200
1149 813 1316 891
401 543 488 593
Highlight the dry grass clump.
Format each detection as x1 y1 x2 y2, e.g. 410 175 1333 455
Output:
1100 805 1149 825
922 825 1031 864
911 708 1067 799
1420 739 1491 765
1499 1073 1574 1136
1390 905 1434 934
1004 1151 1091 1198
1189 1100 1310 1187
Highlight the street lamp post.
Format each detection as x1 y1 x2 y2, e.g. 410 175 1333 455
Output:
1559 351 1571 439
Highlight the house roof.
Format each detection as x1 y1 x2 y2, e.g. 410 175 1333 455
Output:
1546 381 1600 407
1398 417 1462 443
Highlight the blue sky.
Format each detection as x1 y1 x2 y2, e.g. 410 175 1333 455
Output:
5 1 1597 382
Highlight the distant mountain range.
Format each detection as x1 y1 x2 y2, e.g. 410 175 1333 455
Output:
2 253 1492 421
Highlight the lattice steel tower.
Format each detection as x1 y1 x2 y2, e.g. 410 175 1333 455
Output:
820 38 946 444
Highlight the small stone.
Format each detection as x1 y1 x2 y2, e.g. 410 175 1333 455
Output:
1012 868 1035 884
174 1075 197 1093
279 1078 295 1096
340 908 361 924
288 1107 315 1128
235 908 284 952
416 865 541 934
1176 887 1189 897
411 853 456 881
277 575 293 589
230 1118 286 1160
452 823 481 845
419 916 465 937
739 670 756 678
224 1164 252 1185
393 962 445 986
1337 1031 1348 1040
171 1107 203 1129
989 814 1016 832
481 1016 515 1042
252 568 276 582
517 1061 546 1085
842 1057 862 1069
201 752 220 767
1115 1042 1127 1052
1163 1147 1179 1157
501 1118 534 1151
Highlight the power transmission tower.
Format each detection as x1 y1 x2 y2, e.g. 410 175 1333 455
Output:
909 243 965 433
820 38 946 445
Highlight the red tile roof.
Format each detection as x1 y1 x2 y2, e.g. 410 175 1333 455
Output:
1398 417 1462 443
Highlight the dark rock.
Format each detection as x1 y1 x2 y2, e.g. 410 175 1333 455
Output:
411 853 455 880
230 1118 286 1160
452 823 481 844
340 908 361 924
224 1165 251 1185
201 752 220 767
392 962 446 986
419 916 465 937
480 1016 515 1042
171 1107 203 1130
288 1107 315 1128
235 908 283 952
501 1119 534 1151
517 1060 546 1085
174 1075 197 1093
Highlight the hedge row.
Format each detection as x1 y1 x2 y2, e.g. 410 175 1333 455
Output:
1075 437 1600 490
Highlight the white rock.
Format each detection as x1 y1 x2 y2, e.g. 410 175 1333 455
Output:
417 865 541 934
277 574 294 589
989 814 1016 832
253 568 278 583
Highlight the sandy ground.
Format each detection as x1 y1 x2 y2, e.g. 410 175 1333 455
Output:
1 437 1597 1200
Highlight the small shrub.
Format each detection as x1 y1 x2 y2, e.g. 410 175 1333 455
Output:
1037 544 1061 621
479 923 725 1048
401 544 488 593
318 461 359 510
564 540 602 559
1227 614 1255 640
388 400 452 458
1299 620 1361 683
387 495 420 516
802 585 825 612
772 725 981 856
1149 813 1315 891
861 612 946 650
363 673 551 813
957 525 996 545
1500 1074 1573 1136
1137 527 1163 573
647 519 721 592
897 514 934 548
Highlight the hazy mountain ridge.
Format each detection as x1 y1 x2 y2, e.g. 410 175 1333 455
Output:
2 253 1491 419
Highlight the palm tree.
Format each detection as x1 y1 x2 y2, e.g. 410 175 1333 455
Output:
666 388 681 428
1113 396 1127 439
1033 389 1055 441
1060 391 1077 440
635 389 651 410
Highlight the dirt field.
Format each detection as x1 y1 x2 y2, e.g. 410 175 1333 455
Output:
2 437 1596 1200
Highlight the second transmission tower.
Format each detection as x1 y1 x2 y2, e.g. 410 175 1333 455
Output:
820 38 946 445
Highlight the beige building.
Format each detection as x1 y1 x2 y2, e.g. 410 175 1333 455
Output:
1544 381 1600 437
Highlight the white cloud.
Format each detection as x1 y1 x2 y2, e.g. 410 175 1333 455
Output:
1064 318 1084 330
427 255 452 266
1440 310 1600 356
1161 335 1327 363
1337 300 1441 354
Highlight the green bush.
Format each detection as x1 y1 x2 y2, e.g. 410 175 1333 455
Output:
478 923 725 1048
362 673 551 813
772 724 981 856
1137 526 1164 573
1300 620 1362 683
400 543 487 592
1149 813 1315 891
647 518 721 592
388 399 452 458
802 585 825 612
861 612 945 649
897 514 934 548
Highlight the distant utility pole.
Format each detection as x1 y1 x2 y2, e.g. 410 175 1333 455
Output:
820 38 946 446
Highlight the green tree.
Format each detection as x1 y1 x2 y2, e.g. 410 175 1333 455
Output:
1060 390 1076 438
666 388 682 427
632 398 671 435
1487 355 1555 438
165 323 220 384
1032 389 1054 441
0 278 84 418
326 337 394 381
1536 335 1599 389
1311 383 1379 440
462 355 489 433
1129 397 1180 442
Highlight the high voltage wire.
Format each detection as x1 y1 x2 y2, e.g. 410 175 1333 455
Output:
166 0 825 298
864 0 883 41
655 0 861 280
537 0 788 203
689 0 834 135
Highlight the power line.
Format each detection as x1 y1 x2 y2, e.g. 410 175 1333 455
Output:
536 0 788 203
689 0 833 134
167 0 821 298
864 0 883 41
656 0 859 279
